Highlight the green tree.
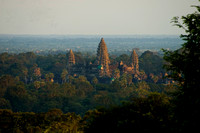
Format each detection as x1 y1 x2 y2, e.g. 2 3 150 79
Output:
22 67 28 84
60 83 76 97
0 52 8 64
112 68 120 79
5 82 32 112
127 74 133 85
84 92 171 133
49 73 54 82
0 98 12 109
45 73 50 82
61 69 68 84
139 51 164 75
68 75 74 84
163 3 200 131
74 76 94 98
110 79 121 92
119 73 127 88
0 75 16 97
91 77 98 91
45 73 54 82
34 81 41 89
132 81 150 98
115 54 130 64
77 75 87 82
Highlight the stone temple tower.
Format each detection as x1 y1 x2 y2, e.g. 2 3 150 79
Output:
96 38 111 77
130 50 139 74
67 49 75 66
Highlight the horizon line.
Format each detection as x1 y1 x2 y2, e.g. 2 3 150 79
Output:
0 33 181 36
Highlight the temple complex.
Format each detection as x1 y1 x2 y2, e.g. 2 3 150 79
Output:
65 38 141 82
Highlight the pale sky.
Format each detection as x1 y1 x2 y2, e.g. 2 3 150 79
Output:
0 0 199 35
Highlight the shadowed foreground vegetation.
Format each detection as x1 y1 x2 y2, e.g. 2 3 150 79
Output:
0 92 173 133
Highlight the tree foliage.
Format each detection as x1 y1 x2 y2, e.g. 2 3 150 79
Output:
139 51 165 75
0 109 83 133
84 92 172 133
163 3 200 131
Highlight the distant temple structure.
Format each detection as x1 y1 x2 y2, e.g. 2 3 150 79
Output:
117 49 139 77
67 49 76 66
96 38 111 77
66 38 141 82
66 49 77 76
130 49 139 74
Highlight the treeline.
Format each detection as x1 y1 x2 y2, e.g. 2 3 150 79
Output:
0 50 165 84
0 109 83 133
0 50 169 114
0 74 168 115
0 50 172 130
0 92 174 133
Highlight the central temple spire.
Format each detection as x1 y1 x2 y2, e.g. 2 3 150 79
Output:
96 38 111 77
